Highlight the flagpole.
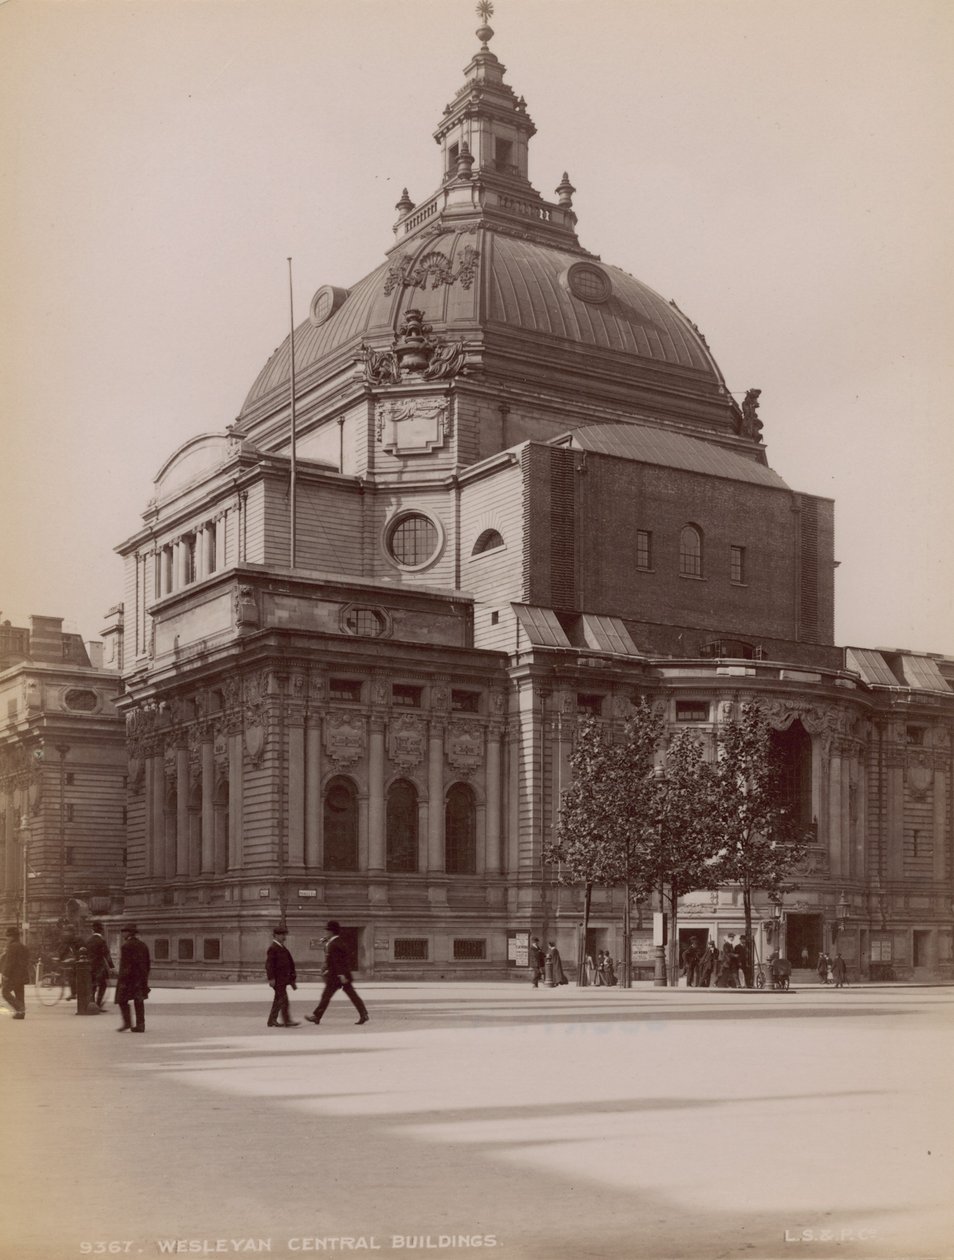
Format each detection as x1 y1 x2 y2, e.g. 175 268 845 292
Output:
287 256 297 569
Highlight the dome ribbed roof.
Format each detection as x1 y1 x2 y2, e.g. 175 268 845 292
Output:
237 227 726 423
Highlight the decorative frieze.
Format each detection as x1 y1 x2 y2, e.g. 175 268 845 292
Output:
383 246 479 295
324 712 366 770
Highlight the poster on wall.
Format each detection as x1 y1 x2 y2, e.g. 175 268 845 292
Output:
508 930 529 967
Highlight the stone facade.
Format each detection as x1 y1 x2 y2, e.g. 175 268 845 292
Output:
0 615 126 951
30 16 951 981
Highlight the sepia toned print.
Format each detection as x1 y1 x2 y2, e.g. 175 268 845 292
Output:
1 3 952 1259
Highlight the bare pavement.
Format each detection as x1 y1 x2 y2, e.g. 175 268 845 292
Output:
2 981 952 1260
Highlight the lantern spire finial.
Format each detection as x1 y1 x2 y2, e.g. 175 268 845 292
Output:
475 0 495 49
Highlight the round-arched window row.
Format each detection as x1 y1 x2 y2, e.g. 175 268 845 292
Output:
317 777 478 875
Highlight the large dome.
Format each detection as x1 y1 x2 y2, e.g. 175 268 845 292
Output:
235 20 740 437
237 226 730 427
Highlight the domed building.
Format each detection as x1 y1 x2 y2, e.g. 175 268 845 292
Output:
115 16 953 981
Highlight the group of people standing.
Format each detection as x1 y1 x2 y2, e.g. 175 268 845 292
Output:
681 935 750 988
815 950 848 987
584 950 617 986
528 937 570 988
1 920 149 1028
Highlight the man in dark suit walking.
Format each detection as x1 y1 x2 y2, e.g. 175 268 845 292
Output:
305 920 368 1027
85 920 114 1008
115 923 150 1033
266 924 300 1027
1 926 30 1019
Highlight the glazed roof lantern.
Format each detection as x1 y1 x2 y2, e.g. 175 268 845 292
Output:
434 0 537 190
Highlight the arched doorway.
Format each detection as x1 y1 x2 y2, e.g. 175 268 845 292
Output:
770 720 813 830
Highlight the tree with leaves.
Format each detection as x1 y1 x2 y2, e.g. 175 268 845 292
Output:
641 728 722 987
712 702 811 986
545 701 723 987
544 702 663 986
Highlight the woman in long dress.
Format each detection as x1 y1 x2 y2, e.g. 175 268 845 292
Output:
546 941 568 986
584 953 596 986
602 953 617 986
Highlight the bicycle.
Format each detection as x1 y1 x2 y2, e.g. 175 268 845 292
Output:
34 958 73 1005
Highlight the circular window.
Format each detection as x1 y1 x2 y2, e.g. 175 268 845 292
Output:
386 512 441 569
564 262 612 304
309 285 349 327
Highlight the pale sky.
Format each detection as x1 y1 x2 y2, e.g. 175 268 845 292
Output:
2 0 952 654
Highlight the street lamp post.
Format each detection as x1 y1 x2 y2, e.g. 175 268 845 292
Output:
833 889 850 945
56 744 70 918
19 813 30 941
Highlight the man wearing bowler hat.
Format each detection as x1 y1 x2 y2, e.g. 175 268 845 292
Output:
265 924 300 1028
305 921 369 1027
115 923 150 1033
1 926 30 1019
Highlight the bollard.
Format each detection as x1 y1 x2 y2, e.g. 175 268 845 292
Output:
75 946 99 1015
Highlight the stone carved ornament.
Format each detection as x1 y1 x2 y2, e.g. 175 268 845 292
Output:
243 670 271 767
376 397 450 455
446 720 484 777
906 751 934 800
363 308 468 387
383 247 479 296
388 713 426 770
324 712 366 770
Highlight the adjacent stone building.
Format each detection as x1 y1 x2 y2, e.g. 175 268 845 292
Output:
0 613 126 952
109 16 952 980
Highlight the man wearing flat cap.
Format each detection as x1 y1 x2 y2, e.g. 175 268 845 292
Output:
115 923 150 1033
305 920 369 1027
265 924 300 1028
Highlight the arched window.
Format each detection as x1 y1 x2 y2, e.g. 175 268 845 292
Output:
323 777 358 871
770 720 813 830
472 529 504 555
679 525 703 578
445 783 477 874
386 779 418 873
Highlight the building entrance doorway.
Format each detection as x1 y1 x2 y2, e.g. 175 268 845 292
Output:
913 930 932 971
786 913 823 968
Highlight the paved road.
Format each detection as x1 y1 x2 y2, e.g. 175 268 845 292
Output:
3 982 952 1260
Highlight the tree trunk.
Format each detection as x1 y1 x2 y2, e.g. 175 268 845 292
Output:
667 883 680 987
742 884 754 987
622 880 632 988
578 882 592 985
